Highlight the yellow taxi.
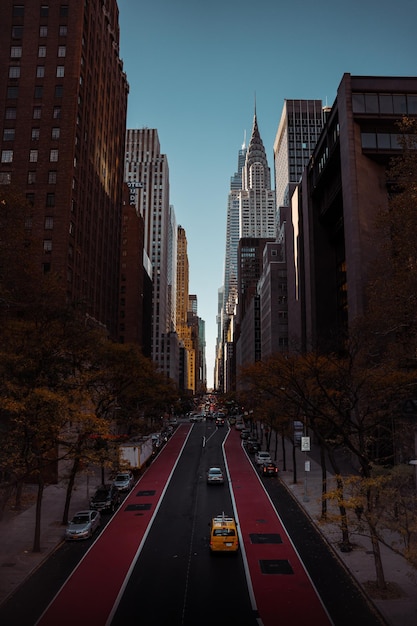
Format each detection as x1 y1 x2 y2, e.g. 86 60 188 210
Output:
209 513 239 553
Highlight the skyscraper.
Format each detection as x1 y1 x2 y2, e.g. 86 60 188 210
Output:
176 225 192 391
124 128 172 368
219 109 276 392
239 111 276 239
223 139 247 318
0 0 129 336
273 99 324 212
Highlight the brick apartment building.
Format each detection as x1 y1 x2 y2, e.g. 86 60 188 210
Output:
0 1 129 336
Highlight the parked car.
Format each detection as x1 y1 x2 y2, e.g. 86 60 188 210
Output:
209 513 239 553
254 451 272 466
262 461 279 477
235 421 245 431
206 467 225 485
246 441 261 454
65 510 101 540
240 429 251 439
112 471 134 492
90 484 120 513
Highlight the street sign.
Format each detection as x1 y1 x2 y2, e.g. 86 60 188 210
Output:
301 436 310 451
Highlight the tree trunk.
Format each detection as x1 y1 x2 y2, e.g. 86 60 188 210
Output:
368 517 387 590
15 480 23 510
62 456 80 525
281 430 287 471
33 473 44 553
0 483 14 521
292 441 298 484
320 444 327 520
273 430 278 462
327 448 352 552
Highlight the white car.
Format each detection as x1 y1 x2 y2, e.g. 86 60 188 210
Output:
65 510 101 540
255 451 272 466
113 471 134 492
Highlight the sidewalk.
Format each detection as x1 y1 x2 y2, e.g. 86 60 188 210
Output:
0 466 101 606
0 433 416 625
270 435 417 626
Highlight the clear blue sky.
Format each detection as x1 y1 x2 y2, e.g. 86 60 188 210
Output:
117 0 417 388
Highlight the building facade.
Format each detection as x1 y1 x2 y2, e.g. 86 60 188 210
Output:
0 0 129 336
273 99 324 213
124 128 172 369
219 109 276 392
291 74 417 351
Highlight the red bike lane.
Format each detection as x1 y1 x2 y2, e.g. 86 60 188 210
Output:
36 424 192 626
224 428 332 626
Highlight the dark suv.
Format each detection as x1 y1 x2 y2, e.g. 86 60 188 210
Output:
90 484 120 513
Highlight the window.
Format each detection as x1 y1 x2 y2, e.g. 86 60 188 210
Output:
5 107 17 119
36 65 45 78
10 46 22 58
7 86 18 99
1 150 13 163
54 85 63 98
50 149 58 162
408 95 417 114
51 127 60 139
31 128 40 140
34 85 43 98
48 170 57 184
393 94 407 114
53 106 61 119
361 132 377 149
33 107 42 119
13 5 25 17
43 240 52 253
379 94 393 114
46 193 55 207
45 216 54 229
9 66 20 78
27 171 36 184
38 46 47 58
29 149 38 162
59 25 67 36
3 129 15 141
56 65 65 77
40 5 49 17
60 5 69 17
26 195 34 208
58 45 66 57
39 25 48 37
12 25 23 39
0 172 11 185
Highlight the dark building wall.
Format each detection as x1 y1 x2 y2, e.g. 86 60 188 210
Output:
119 185 145 348
301 73 417 351
0 1 128 336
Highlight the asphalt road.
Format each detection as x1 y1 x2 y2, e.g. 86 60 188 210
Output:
112 422 256 625
0 421 386 626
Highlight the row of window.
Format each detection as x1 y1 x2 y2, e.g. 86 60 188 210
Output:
352 92 417 116
3 127 60 141
5 105 61 119
361 131 408 151
9 65 65 78
7 85 63 99
1 149 59 163
12 4 69 18
0 170 59 187
10 45 66 58
12 24 67 38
